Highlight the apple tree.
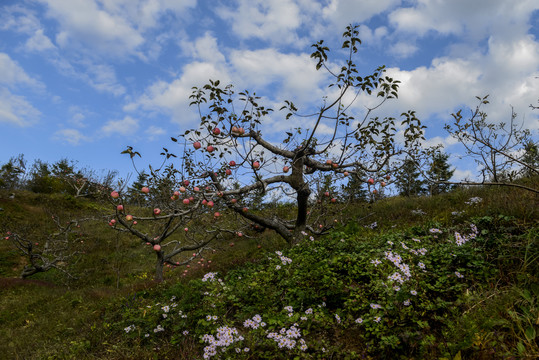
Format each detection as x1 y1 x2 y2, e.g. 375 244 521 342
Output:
176 25 425 245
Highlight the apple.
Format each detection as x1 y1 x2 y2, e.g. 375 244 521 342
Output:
154 208 161 215
229 160 236 166
237 232 243 237
111 191 119 199
153 244 161 251
189 196 194 201
332 163 338 169
184 227 188 232
230 198 237 204
253 161 260 169
283 166 289 173
331 198 337 203
194 186 200 192
193 142 201 150
183 180 190 186
214 212 220 217
373 189 378 194
238 127 245 135
117 204 124 211
133 221 138 225
141 187 150 194
125 214 133 221
213 127 221 135
207 145 215 152
202 199 208 206
192 253 196 257
225 169 232 176
386 175 391 180
368 178 375 185
179 186 186 193
174 191 180 197
217 192 223 197
229 242 235 247
343 171 349 176
207 201 214 207
242 207 249 212
110 219 116 225
319 224 323 229
326 159 332 165
257 244 262 249
183 198 190 205
380 181 386 187
231 126 239 135
324 191 330 197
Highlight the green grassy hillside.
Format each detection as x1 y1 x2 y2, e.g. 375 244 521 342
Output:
0 182 537 359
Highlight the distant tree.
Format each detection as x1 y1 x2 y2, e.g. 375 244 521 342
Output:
126 171 149 206
443 95 538 193
520 141 539 178
341 166 369 202
0 154 26 190
396 158 426 197
4 215 85 279
27 160 63 194
426 151 454 195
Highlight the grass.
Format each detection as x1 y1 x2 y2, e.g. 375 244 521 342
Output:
0 180 537 359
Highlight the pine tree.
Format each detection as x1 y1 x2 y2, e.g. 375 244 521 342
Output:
341 166 368 202
426 151 455 195
396 158 425 197
521 141 539 178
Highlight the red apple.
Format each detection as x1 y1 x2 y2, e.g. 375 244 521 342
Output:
193 142 201 150
117 204 124 211
207 145 215 152
385 175 391 180
324 191 330 197
174 191 180 197
381 181 386 187
141 187 149 194
207 201 214 207
189 196 194 201
373 189 378 194
343 171 349 176
332 163 338 169
111 191 119 199
133 221 137 225
283 166 289 173
229 160 236 166
253 161 260 169
230 198 237 204
125 214 133 221
257 244 262 249
368 178 375 185
179 186 186 193
202 199 208 206
183 198 190 205
110 219 116 225
229 242 235 247
331 198 336 203
183 180 190 186
238 127 245 135
237 232 243 237
231 126 239 135
153 244 161 251
154 208 161 215
213 127 221 135
225 169 232 176
184 227 188 232
194 186 200 192
326 159 332 165
214 212 220 217
242 207 248 212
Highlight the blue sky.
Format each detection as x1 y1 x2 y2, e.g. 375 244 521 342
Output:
1 0 538 184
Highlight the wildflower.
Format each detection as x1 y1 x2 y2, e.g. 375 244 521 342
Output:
275 265 281 270
403 299 411 306
393 286 401 292
202 272 217 282
410 290 417 296
299 338 308 351
212 315 218 321
144 333 149 338
284 306 293 313
455 271 464 278
370 303 382 310
412 238 421 242
387 241 394 245
124 324 135 333
418 262 425 269
335 314 341 323
355 318 363 324
244 348 250 352
301 231 308 236
411 209 426 215
183 330 189 335
162 314 167 319
305 308 313 314
301 316 307 321
429 228 442 234
153 325 164 333
371 259 381 266
374 316 382 323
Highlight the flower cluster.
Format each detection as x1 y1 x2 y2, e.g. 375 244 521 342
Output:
243 314 265 329
267 325 306 351
465 197 482 205
202 272 218 282
429 228 442 234
411 209 426 215
454 223 479 246
384 251 411 283
202 326 243 359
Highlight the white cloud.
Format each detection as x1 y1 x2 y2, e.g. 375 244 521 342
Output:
0 53 43 90
145 125 166 140
40 0 145 58
217 0 303 45
25 29 56 52
0 88 41 127
101 116 139 136
53 128 89 145
322 0 400 25
125 61 231 125
389 41 419 58
180 32 226 64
